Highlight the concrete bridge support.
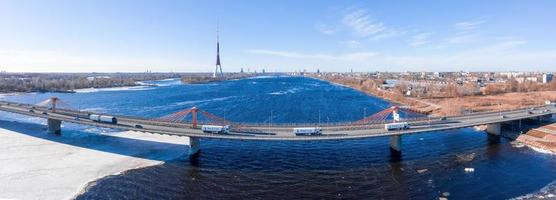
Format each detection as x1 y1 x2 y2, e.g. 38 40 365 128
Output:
47 118 61 134
486 123 501 136
186 136 200 156
390 135 402 155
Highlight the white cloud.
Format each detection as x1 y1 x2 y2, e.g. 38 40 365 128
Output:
454 20 486 31
247 39 556 71
341 8 399 40
315 22 337 35
446 33 479 44
247 49 377 62
467 39 527 53
369 29 400 40
342 9 385 37
410 32 432 46
338 40 361 48
445 19 487 44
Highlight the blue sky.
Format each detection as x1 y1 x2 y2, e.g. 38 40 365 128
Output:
0 0 555 72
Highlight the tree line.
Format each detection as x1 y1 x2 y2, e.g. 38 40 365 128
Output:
0 73 180 93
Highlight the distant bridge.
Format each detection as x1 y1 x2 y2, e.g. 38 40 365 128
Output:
0 97 554 156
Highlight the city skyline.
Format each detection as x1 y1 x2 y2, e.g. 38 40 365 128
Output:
0 0 555 72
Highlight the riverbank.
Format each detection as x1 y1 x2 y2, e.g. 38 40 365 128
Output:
181 73 270 84
0 72 180 93
516 122 556 154
313 74 556 116
0 120 188 200
312 75 439 114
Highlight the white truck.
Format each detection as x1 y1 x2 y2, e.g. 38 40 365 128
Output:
201 125 230 134
384 122 410 131
293 127 322 136
89 114 118 124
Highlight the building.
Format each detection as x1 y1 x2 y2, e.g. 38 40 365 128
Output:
543 73 553 83
516 77 540 83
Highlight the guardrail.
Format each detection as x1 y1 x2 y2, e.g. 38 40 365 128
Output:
0 100 554 140
1 100 553 130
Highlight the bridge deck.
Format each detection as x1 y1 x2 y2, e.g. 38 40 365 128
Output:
0 101 554 141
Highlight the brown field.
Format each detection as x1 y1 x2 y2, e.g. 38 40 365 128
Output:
426 91 556 116
316 75 556 117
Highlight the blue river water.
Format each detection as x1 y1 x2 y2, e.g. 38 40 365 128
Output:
2 76 556 199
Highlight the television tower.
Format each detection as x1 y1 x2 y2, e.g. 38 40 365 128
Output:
213 23 224 78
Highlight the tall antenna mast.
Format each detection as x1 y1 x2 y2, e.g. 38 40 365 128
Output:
214 21 223 78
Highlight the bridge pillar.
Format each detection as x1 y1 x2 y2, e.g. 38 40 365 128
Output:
186 136 200 156
47 118 61 134
486 123 501 136
390 135 402 155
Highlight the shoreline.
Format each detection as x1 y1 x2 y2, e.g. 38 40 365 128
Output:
309 75 435 114
72 160 172 199
181 73 275 84
311 74 556 116
0 78 181 96
306 75 399 106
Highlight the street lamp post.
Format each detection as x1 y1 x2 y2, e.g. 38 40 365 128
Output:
318 110 321 126
269 110 273 130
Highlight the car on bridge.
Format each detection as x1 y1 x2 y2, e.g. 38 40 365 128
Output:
88 114 118 124
384 122 410 131
293 127 322 136
201 125 230 134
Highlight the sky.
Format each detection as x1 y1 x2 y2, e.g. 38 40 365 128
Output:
0 0 555 73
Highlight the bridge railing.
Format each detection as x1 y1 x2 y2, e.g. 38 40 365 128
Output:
447 104 547 119
3 100 551 131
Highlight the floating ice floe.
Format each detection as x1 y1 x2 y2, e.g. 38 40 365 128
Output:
464 168 475 173
456 153 476 162
416 169 428 173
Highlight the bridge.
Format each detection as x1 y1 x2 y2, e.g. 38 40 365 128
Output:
0 97 554 157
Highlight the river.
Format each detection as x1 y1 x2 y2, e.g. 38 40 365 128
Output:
2 76 556 199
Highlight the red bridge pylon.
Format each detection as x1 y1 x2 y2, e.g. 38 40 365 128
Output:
353 106 427 125
35 97 74 112
156 106 233 128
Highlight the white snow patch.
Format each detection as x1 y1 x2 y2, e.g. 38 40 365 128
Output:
529 146 556 155
138 78 182 87
246 75 278 79
73 86 154 93
0 121 189 200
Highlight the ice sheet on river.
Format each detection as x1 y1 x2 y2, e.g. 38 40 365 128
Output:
0 120 188 200
73 85 154 93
